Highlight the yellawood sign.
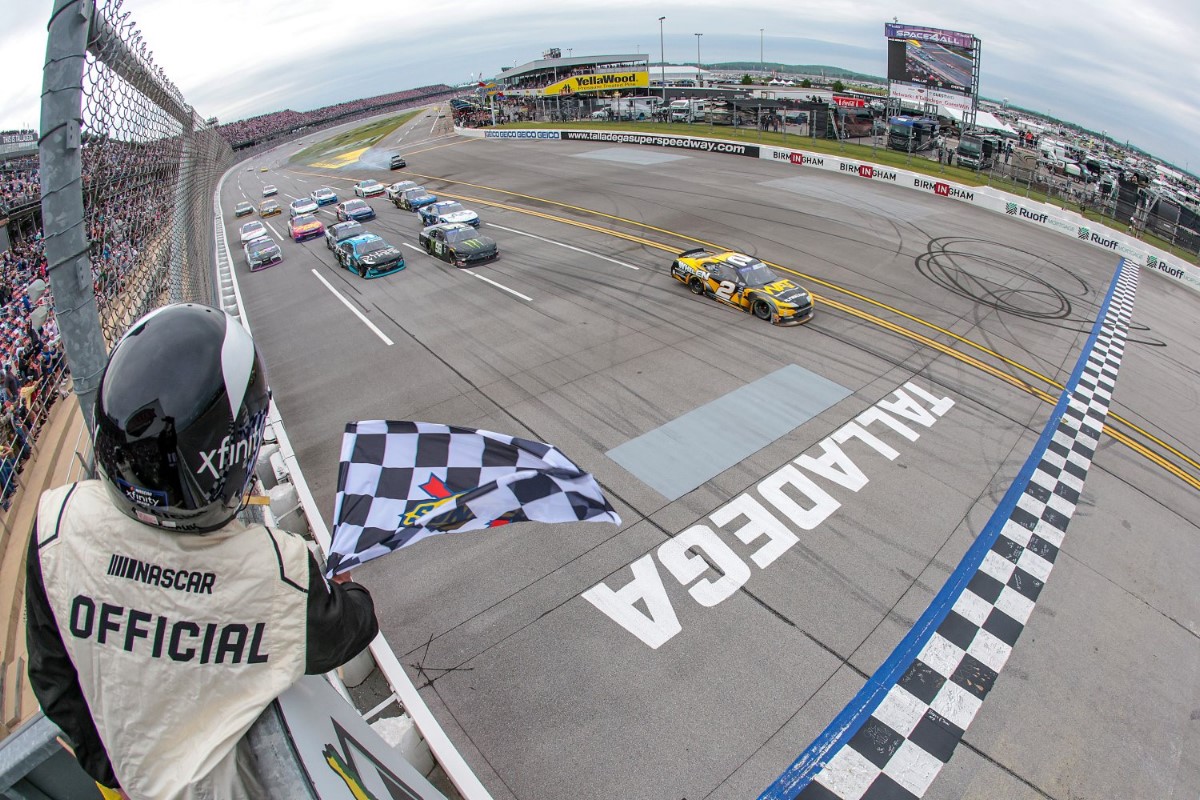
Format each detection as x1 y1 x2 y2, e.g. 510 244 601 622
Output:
543 71 649 95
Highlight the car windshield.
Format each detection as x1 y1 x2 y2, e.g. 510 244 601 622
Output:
436 203 464 215
345 201 367 210
291 200 309 208
293 215 317 225
315 189 332 196
241 223 262 234
731 260 781 287
336 224 362 238
403 189 426 199
360 181 378 188
359 239 390 255
247 239 275 254
443 227 480 244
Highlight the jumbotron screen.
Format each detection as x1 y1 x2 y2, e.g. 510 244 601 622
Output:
885 23 976 95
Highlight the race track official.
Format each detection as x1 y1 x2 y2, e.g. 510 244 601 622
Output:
25 304 378 799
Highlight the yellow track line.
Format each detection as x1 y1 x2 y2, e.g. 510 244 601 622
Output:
405 171 1200 481
1103 425 1200 492
286 163 1199 490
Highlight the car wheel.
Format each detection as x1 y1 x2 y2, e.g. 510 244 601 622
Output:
752 299 773 320
688 277 705 295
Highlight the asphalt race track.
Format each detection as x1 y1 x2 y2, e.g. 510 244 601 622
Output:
222 109 1200 800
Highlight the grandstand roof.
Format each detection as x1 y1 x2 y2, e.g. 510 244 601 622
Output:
499 54 648 81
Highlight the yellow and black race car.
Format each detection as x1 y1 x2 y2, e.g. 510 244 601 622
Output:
670 248 815 325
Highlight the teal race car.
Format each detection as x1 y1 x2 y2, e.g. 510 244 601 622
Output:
334 233 405 278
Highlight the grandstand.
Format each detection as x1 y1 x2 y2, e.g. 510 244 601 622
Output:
216 85 458 150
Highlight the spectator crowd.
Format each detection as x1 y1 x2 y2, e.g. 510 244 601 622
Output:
1 155 40 214
0 230 67 510
216 85 456 147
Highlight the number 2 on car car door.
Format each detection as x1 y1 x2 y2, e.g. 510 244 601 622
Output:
714 280 737 301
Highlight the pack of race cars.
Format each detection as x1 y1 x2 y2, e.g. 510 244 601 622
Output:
233 161 815 325
234 174 500 279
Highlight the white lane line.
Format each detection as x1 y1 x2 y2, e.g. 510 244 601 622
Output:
468 272 532 302
487 223 640 270
310 269 395 346
400 243 528 301
263 220 284 240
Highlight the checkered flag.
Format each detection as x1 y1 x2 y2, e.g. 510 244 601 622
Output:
326 421 621 576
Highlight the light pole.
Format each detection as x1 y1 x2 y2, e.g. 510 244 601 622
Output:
695 33 702 87
658 16 667 102
760 28 764 77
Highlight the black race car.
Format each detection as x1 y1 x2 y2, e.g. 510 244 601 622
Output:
418 222 498 268
390 154 407 169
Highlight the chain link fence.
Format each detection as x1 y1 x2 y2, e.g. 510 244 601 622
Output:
40 0 232 437
0 0 232 514
79 1 231 344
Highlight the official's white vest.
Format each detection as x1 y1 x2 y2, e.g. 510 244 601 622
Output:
36 481 310 800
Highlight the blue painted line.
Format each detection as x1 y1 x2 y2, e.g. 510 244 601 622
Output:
760 259 1130 800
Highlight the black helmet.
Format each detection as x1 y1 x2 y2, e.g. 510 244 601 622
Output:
93 304 270 533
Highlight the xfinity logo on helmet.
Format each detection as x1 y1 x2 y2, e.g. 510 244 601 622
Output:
196 411 267 480
117 478 167 508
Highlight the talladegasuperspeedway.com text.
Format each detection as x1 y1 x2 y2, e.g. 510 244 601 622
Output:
561 131 757 156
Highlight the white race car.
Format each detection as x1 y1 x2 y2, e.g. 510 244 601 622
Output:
385 180 418 201
353 179 385 198
417 200 480 229
239 220 268 243
289 197 319 217
310 187 338 206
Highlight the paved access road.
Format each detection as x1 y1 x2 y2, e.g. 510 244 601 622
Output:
222 111 1200 800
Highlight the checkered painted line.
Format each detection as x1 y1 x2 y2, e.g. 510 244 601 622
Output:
763 259 1139 800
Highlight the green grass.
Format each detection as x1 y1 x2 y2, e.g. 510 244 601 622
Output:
490 120 1199 267
291 110 422 164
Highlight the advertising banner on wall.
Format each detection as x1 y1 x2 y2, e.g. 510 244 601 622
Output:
560 130 759 157
543 71 649 96
886 23 977 95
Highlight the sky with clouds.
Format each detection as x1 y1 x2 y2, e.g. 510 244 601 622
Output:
1 0 1197 170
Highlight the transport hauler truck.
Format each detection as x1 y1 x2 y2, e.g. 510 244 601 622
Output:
956 131 1002 170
